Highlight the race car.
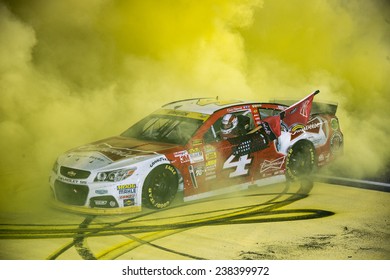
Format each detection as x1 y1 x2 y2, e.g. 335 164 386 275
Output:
49 90 343 214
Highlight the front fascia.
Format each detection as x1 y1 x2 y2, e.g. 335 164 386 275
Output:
50 153 174 212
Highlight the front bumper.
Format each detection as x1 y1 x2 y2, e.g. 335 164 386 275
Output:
49 170 142 212
49 199 142 215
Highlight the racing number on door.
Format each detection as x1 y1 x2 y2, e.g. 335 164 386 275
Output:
223 154 252 177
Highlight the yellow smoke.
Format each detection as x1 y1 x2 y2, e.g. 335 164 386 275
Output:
0 0 389 213
242 0 390 177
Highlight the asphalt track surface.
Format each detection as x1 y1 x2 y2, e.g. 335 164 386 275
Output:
0 178 389 260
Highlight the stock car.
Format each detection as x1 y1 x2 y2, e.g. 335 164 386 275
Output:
49 91 343 213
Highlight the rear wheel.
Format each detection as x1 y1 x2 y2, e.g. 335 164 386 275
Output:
285 141 316 181
142 164 178 209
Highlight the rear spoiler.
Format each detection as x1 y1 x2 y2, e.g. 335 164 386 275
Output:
271 99 339 115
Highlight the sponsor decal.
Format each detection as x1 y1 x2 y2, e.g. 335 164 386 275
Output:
119 194 135 199
57 176 87 185
206 159 217 167
205 164 216 172
330 132 343 155
205 162 216 177
204 145 216 153
94 200 107 206
166 110 189 117
118 189 136 195
117 184 136 190
331 118 339 131
192 139 203 146
194 166 204 176
174 150 190 163
165 165 177 175
147 187 171 209
66 153 108 163
174 150 187 156
205 151 217 161
117 184 136 194
204 145 217 163
227 106 249 113
188 148 204 163
260 156 285 173
300 100 310 118
88 155 106 162
155 109 209 121
77 143 135 160
95 189 108 195
123 198 135 207
226 108 242 113
291 118 322 136
253 111 261 124
291 124 305 134
149 157 169 168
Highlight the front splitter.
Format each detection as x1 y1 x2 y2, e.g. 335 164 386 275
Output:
49 199 142 215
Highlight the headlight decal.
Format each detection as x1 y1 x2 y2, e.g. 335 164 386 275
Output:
94 167 137 182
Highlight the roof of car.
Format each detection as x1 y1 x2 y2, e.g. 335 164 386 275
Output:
161 98 255 115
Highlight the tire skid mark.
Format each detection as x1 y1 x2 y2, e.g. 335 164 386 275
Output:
0 192 300 239
93 182 316 259
1 181 327 259
96 209 332 260
46 217 99 260
97 230 205 260
73 215 96 260
47 242 75 260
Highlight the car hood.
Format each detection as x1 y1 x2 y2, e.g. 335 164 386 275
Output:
58 136 179 171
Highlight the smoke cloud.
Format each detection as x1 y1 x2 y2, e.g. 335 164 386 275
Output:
0 0 389 212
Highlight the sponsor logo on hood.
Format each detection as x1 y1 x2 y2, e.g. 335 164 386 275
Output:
76 143 137 161
71 137 178 162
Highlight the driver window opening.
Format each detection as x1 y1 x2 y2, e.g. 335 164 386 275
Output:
203 110 254 143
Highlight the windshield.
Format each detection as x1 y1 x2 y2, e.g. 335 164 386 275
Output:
121 114 204 145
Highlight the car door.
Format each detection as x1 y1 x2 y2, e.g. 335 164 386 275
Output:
199 107 261 191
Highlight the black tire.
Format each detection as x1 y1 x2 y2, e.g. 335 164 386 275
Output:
142 164 178 209
285 141 316 181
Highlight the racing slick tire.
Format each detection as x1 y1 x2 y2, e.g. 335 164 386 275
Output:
142 164 179 209
285 140 316 182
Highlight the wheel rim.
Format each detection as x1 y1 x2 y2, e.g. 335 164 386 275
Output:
150 170 175 204
289 145 312 177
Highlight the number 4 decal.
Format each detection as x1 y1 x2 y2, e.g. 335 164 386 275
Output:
223 154 252 177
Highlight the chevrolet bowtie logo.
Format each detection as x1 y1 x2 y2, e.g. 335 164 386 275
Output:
67 171 77 177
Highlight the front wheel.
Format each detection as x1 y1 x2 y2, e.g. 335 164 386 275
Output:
142 164 178 209
285 141 316 181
